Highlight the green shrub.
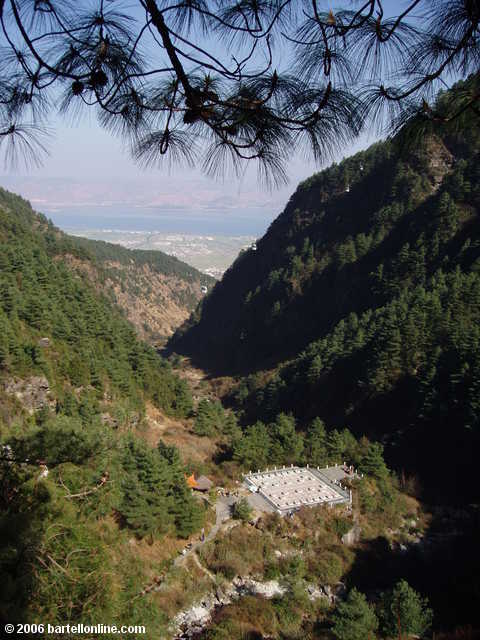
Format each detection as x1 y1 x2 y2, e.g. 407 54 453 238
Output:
232 498 253 522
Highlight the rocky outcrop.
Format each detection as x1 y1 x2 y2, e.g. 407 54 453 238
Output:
171 575 346 638
318 582 346 604
4 376 54 414
234 577 287 599
341 524 362 546
423 135 455 191
171 577 287 638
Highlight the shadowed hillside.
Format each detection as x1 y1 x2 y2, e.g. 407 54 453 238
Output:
171 76 480 503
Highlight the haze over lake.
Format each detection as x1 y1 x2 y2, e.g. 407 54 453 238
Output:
49 205 274 236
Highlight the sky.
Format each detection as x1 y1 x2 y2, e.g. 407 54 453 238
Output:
0 122 375 235
0 1 396 236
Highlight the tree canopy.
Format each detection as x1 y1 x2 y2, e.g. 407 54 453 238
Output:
0 1 479 182
331 588 379 640
173 76 480 502
380 579 433 638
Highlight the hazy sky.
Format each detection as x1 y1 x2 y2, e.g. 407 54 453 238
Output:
0 114 377 236
0 1 391 234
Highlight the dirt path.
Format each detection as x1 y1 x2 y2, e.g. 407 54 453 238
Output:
174 496 236 568
190 551 216 582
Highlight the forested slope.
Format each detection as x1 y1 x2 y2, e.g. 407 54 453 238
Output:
0 187 196 415
68 233 213 344
0 188 205 630
172 77 480 502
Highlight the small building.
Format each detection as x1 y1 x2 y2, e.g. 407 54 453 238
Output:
186 473 213 492
195 475 213 492
186 473 197 489
243 465 351 515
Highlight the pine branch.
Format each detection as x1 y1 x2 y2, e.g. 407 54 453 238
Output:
58 472 110 499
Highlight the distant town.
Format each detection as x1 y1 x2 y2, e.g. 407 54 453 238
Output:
67 229 256 278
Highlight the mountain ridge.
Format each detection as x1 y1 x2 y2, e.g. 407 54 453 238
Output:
171 76 480 503
0 186 214 346
0 184 210 630
64 228 214 344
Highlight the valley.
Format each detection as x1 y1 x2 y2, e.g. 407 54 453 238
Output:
1 77 479 640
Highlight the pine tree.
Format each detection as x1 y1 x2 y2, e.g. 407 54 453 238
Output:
222 411 240 437
370 306 403 391
232 498 252 522
0 319 9 369
360 443 389 480
171 378 193 418
332 588 378 640
269 413 303 465
0 284 15 315
326 429 346 463
60 390 78 417
173 492 204 538
355 233 372 259
304 418 327 466
120 439 172 537
232 422 272 470
194 399 216 436
437 192 459 242
121 475 167 538
307 355 323 385
23 298 44 330
380 580 433 638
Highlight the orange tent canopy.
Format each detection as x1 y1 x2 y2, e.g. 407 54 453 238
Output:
186 473 198 489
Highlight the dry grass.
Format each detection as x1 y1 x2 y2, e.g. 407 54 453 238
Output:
213 596 279 638
122 533 185 566
151 566 213 619
143 402 220 467
199 523 274 578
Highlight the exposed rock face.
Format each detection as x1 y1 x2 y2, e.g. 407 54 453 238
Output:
307 584 325 601
174 604 213 636
170 575 345 639
171 577 287 638
233 577 286 599
422 135 454 191
341 524 362 546
4 376 54 414
61 254 206 344
319 582 346 604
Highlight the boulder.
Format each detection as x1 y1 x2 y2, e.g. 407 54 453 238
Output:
244 578 286 598
320 581 346 604
306 584 325 601
173 601 215 637
341 524 362 546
